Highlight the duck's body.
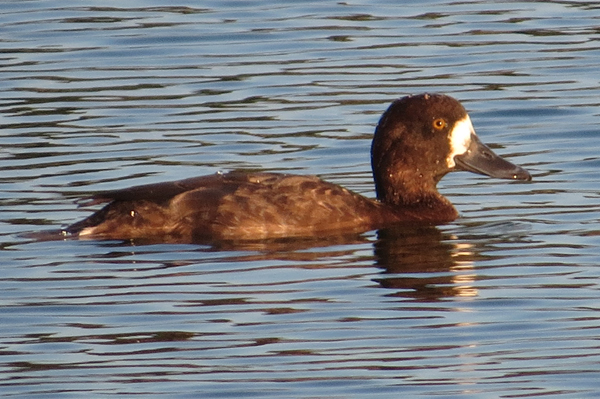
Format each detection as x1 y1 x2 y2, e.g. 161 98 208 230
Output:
64 94 531 242
66 171 458 241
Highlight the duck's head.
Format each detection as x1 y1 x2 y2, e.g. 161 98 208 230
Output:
371 93 531 204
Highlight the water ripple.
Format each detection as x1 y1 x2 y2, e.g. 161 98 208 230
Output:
2 1 600 398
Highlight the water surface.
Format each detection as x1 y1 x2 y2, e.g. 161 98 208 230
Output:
2 1 600 398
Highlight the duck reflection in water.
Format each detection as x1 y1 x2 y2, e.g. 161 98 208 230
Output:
374 225 478 301
81 225 480 302
215 225 482 302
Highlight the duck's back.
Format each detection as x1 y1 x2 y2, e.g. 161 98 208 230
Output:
66 171 391 241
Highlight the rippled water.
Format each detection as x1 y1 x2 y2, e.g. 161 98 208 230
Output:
2 1 600 398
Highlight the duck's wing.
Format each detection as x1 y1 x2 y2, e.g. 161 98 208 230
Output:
82 171 260 205
66 172 285 237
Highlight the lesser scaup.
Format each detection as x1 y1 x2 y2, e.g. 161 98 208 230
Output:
64 93 531 241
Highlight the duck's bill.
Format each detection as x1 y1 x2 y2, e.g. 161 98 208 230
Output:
454 135 531 181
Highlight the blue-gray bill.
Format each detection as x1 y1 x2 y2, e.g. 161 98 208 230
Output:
454 134 531 181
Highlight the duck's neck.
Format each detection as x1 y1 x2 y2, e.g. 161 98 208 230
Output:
373 169 458 223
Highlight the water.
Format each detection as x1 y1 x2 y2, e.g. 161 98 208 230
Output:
2 1 600 397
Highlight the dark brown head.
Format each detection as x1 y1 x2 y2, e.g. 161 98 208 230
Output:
371 93 531 205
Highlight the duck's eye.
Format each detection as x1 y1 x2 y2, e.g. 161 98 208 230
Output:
433 118 447 130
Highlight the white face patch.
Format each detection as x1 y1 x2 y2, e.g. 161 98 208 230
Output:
446 115 475 168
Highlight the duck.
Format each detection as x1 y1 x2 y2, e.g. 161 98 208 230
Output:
63 93 531 241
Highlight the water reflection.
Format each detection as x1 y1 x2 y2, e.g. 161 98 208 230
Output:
24 220 489 304
374 226 477 301
64 223 479 303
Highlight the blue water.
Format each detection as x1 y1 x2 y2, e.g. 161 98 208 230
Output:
2 1 600 398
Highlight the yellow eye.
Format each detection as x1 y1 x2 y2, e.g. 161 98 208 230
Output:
433 118 447 130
